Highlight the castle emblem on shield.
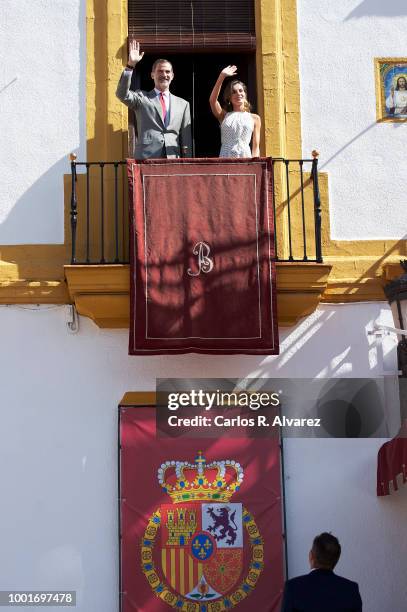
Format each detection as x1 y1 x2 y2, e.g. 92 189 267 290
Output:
141 452 264 611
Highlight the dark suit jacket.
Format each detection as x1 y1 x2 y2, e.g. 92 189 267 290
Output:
281 569 362 612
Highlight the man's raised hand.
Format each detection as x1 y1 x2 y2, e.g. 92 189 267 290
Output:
128 38 145 67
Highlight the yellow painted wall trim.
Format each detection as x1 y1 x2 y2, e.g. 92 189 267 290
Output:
120 392 156 406
0 245 66 279
0 245 68 303
383 262 404 281
65 262 332 328
86 0 129 161
0 280 68 304
256 0 302 158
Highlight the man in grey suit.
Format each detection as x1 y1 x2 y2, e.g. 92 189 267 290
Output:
116 39 192 159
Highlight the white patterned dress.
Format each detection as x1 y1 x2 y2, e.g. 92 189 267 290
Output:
219 112 254 158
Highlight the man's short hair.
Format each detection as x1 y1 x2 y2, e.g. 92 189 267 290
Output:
151 59 173 72
312 533 341 570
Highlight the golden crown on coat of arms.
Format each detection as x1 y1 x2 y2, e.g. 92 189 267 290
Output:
157 451 244 503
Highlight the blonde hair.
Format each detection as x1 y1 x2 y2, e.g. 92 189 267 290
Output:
223 80 252 112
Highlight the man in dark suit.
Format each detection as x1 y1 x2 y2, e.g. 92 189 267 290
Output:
116 39 192 159
281 532 362 611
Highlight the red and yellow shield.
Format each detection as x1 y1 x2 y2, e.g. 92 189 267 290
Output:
159 502 244 600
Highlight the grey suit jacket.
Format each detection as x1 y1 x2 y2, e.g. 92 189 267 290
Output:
116 69 192 159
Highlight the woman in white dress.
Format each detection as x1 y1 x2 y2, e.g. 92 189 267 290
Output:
209 65 261 158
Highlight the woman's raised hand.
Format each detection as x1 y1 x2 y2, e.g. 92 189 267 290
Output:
220 65 238 78
210 65 237 120
128 38 145 65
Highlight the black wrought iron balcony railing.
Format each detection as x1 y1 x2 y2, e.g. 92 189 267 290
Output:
68 155 323 265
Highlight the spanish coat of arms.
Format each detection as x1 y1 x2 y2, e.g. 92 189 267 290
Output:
141 452 264 611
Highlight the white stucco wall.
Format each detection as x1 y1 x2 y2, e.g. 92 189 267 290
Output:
0 0 85 244
0 302 405 611
284 437 407 611
297 1 407 239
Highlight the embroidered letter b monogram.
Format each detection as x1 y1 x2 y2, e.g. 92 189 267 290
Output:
187 241 214 277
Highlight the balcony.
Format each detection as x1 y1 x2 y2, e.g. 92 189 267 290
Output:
64 156 332 328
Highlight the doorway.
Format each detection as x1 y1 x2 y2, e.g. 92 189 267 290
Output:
130 52 256 157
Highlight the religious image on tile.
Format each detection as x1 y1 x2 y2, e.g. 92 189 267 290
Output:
377 59 407 120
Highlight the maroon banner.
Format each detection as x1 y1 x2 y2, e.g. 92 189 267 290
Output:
127 158 279 355
377 419 407 496
119 405 284 612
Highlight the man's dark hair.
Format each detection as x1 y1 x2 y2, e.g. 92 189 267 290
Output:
151 58 173 73
312 532 341 570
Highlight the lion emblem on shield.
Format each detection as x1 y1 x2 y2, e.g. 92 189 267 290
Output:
206 506 238 546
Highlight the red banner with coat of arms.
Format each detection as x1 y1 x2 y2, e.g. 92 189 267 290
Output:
119 405 284 612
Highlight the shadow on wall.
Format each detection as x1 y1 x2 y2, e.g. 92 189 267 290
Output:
255 303 383 379
319 122 377 170
0 156 70 245
0 119 123 250
0 1 86 246
0 77 17 94
318 116 406 196
345 0 407 20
